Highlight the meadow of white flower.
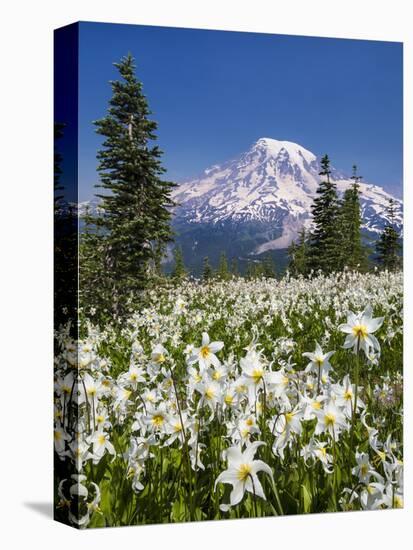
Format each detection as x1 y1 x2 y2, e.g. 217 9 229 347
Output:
54 270 403 527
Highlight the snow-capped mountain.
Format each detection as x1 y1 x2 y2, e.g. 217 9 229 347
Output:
172 137 403 255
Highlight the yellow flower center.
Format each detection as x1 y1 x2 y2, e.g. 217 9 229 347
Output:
54 431 62 441
154 353 165 364
394 495 403 508
252 368 263 383
352 324 368 338
205 387 215 400
152 414 164 427
285 412 294 423
324 413 336 427
224 394 233 405
98 434 106 445
174 422 182 432
361 464 369 476
237 463 252 481
344 390 353 400
312 401 321 410
200 346 211 359
246 418 254 427
212 370 221 380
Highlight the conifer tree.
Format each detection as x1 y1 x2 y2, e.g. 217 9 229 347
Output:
218 251 229 280
375 198 401 271
230 257 238 278
288 227 309 276
202 256 213 281
262 253 276 278
309 155 340 273
338 165 367 271
245 261 255 279
83 54 175 317
172 246 187 280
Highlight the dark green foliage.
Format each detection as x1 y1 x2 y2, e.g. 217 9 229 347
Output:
80 54 175 318
202 256 213 281
172 246 187 280
375 198 402 271
262 253 276 278
294 160 370 276
337 166 368 271
230 257 238 277
218 251 230 280
308 155 341 273
288 227 309 276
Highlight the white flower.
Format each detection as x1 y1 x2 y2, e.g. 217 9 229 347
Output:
338 305 384 356
352 451 379 484
90 429 116 463
188 332 224 371
150 344 168 366
195 379 222 413
215 441 273 506
333 374 365 418
302 342 334 378
315 400 348 440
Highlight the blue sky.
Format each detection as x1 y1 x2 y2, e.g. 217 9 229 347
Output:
78 22 403 200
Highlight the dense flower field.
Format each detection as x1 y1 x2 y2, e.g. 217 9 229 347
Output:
54 270 403 527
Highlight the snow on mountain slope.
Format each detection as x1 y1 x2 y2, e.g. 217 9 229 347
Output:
173 138 403 252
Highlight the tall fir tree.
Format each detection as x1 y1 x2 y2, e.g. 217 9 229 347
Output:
262 253 276 278
202 256 213 281
230 257 238 277
81 54 176 317
172 246 187 280
308 154 340 273
218 251 230 280
287 227 309 276
338 165 367 271
375 198 401 271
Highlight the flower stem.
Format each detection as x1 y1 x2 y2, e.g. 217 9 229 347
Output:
350 339 360 450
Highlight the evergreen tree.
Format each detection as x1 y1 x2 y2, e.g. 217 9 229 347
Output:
172 246 186 280
262 253 276 278
338 165 367 271
288 227 309 276
245 261 255 279
82 54 176 317
308 155 340 273
230 257 238 277
202 256 213 281
375 198 401 271
218 251 230 280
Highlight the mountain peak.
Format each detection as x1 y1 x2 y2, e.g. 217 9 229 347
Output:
172 137 403 251
252 137 317 165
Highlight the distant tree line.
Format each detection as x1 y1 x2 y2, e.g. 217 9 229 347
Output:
287 155 401 276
